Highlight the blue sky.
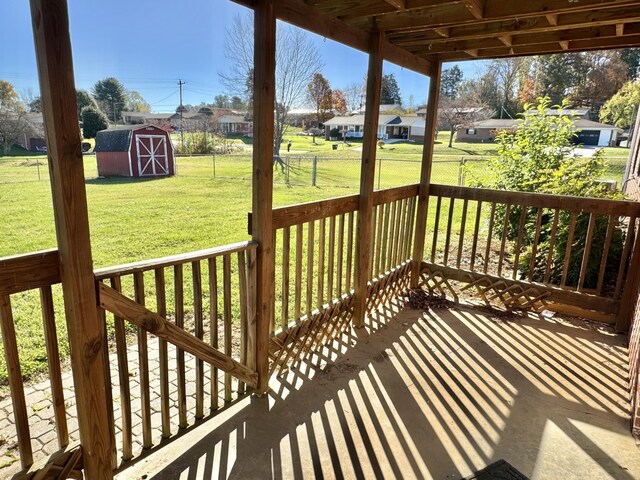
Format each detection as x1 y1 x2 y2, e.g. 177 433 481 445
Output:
1 0 485 112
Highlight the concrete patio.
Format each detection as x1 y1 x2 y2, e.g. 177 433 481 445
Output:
116 303 639 480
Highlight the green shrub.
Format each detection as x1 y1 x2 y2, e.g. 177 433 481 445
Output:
470 97 625 289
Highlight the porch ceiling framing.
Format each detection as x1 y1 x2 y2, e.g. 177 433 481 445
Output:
233 0 640 66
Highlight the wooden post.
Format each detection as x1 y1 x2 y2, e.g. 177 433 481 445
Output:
353 32 384 328
29 1 113 478
252 0 276 393
617 226 640 333
411 61 442 288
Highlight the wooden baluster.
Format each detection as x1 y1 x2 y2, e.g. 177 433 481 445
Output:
192 261 204 419
577 213 597 292
295 224 303 320
372 205 381 276
561 213 578 288
615 217 637 298
381 202 391 272
387 200 398 271
282 226 290 330
371 205 378 277
40 285 69 448
596 216 616 294
512 206 527 280
98 301 117 468
328 216 336 299
0 295 32 469
457 199 468 269
154 269 170 439
223 254 233 402
208 258 219 411
543 209 560 285
346 211 355 291
392 199 403 268
470 200 482 271
431 196 442 263
318 218 326 307
528 208 543 282
306 221 315 314
443 198 455 266
246 247 258 373
110 276 132 460
174 264 187 429
237 251 248 394
498 204 511 277
133 272 152 449
484 203 496 274
337 213 345 295
400 198 409 263
407 196 417 259
396 198 406 265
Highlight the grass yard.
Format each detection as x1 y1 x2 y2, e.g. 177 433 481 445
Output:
0 139 631 384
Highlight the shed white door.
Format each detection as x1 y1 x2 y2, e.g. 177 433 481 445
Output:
136 135 169 176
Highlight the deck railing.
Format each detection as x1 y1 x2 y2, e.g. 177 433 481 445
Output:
94 241 257 464
0 242 257 475
267 185 418 373
420 184 640 326
2 183 640 477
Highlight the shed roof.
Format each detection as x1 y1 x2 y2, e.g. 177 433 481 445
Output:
94 125 168 152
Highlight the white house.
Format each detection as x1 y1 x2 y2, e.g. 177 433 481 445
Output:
324 114 425 141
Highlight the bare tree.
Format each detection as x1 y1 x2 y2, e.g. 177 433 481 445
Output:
0 107 39 154
343 81 364 113
438 93 492 148
219 14 323 155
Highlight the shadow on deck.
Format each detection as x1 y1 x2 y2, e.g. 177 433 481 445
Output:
118 300 638 480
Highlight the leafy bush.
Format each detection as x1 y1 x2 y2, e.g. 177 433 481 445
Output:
81 106 109 139
470 97 624 289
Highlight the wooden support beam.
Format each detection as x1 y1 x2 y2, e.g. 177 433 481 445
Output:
353 31 384 328
434 27 451 38
98 284 258 387
546 13 559 26
466 0 486 19
617 23 625 36
498 34 512 47
383 0 406 10
616 224 640 333
412 62 442 288
29 1 113 478
252 0 276 394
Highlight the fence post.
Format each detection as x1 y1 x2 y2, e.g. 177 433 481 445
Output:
212 152 216 178
377 156 382 189
312 156 317 186
36 158 41 181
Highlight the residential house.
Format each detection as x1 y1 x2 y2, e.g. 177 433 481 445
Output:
457 118 621 146
324 114 425 141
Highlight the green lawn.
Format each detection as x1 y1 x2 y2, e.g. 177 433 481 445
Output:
0 138 631 384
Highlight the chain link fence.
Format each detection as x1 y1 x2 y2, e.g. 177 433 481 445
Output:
0 153 629 190
175 153 490 189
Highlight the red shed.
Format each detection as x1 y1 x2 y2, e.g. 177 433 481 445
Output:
94 125 175 178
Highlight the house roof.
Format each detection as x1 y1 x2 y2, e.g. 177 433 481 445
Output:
218 115 250 123
467 118 620 131
324 114 402 127
121 112 173 121
232 1 640 76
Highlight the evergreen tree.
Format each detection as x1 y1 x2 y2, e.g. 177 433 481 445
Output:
440 66 463 99
81 106 109 138
381 73 402 105
92 77 128 123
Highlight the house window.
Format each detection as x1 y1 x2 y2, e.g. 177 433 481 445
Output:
466 128 476 135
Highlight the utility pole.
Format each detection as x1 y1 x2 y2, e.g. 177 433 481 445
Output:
178 79 186 149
